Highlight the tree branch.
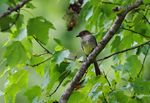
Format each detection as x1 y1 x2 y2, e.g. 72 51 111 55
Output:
59 0 143 103
0 0 31 18
97 40 150 61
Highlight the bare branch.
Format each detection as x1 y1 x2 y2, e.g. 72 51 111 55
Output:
0 0 31 18
97 40 150 61
59 0 143 103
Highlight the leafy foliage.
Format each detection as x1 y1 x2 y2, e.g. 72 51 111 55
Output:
4 41 28 66
27 16 55 44
0 0 150 103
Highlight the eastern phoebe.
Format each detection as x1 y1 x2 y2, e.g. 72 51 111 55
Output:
76 30 101 76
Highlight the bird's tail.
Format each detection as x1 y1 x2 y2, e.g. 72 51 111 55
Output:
93 61 101 76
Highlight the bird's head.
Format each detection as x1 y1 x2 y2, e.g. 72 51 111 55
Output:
76 30 91 38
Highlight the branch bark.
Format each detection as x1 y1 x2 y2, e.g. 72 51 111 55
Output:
59 0 143 103
0 0 31 18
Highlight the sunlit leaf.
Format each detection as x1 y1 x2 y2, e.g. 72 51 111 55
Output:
0 16 13 31
4 41 28 66
27 16 55 44
123 55 142 78
24 86 42 102
68 91 92 103
52 50 70 65
4 69 28 103
111 36 121 52
26 2 36 9
133 79 150 95
108 91 129 103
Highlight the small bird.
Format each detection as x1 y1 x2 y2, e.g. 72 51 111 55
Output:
76 30 101 76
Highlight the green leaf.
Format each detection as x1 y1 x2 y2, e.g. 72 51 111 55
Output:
0 60 9 78
56 62 69 73
15 14 24 30
111 36 121 52
141 96 150 103
133 79 150 95
4 69 28 103
119 31 133 50
52 50 70 65
133 13 143 24
29 56 46 76
108 91 129 103
54 38 62 46
144 0 150 3
4 41 28 66
54 45 63 51
136 44 150 55
24 86 42 102
46 61 60 91
68 91 92 103
22 38 32 58
26 2 36 9
111 64 124 71
124 55 142 78
88 83 101 101
0 16 13 31
27 16 55 44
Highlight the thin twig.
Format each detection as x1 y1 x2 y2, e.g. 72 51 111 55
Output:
101 1 121 5
122 27 150 38
33 36 53 55
97 40 150 61
49 71 70 97
33 52 48 57
28 57 51 67
142 14 150 24
137 43 150 77
102 93 108 103
103 71 113 91
49 80 64 97
137 11 150 24
0 0 31 18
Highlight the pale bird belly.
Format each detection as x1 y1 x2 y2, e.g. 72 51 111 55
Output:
82 43 94 55
81 35 97 55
